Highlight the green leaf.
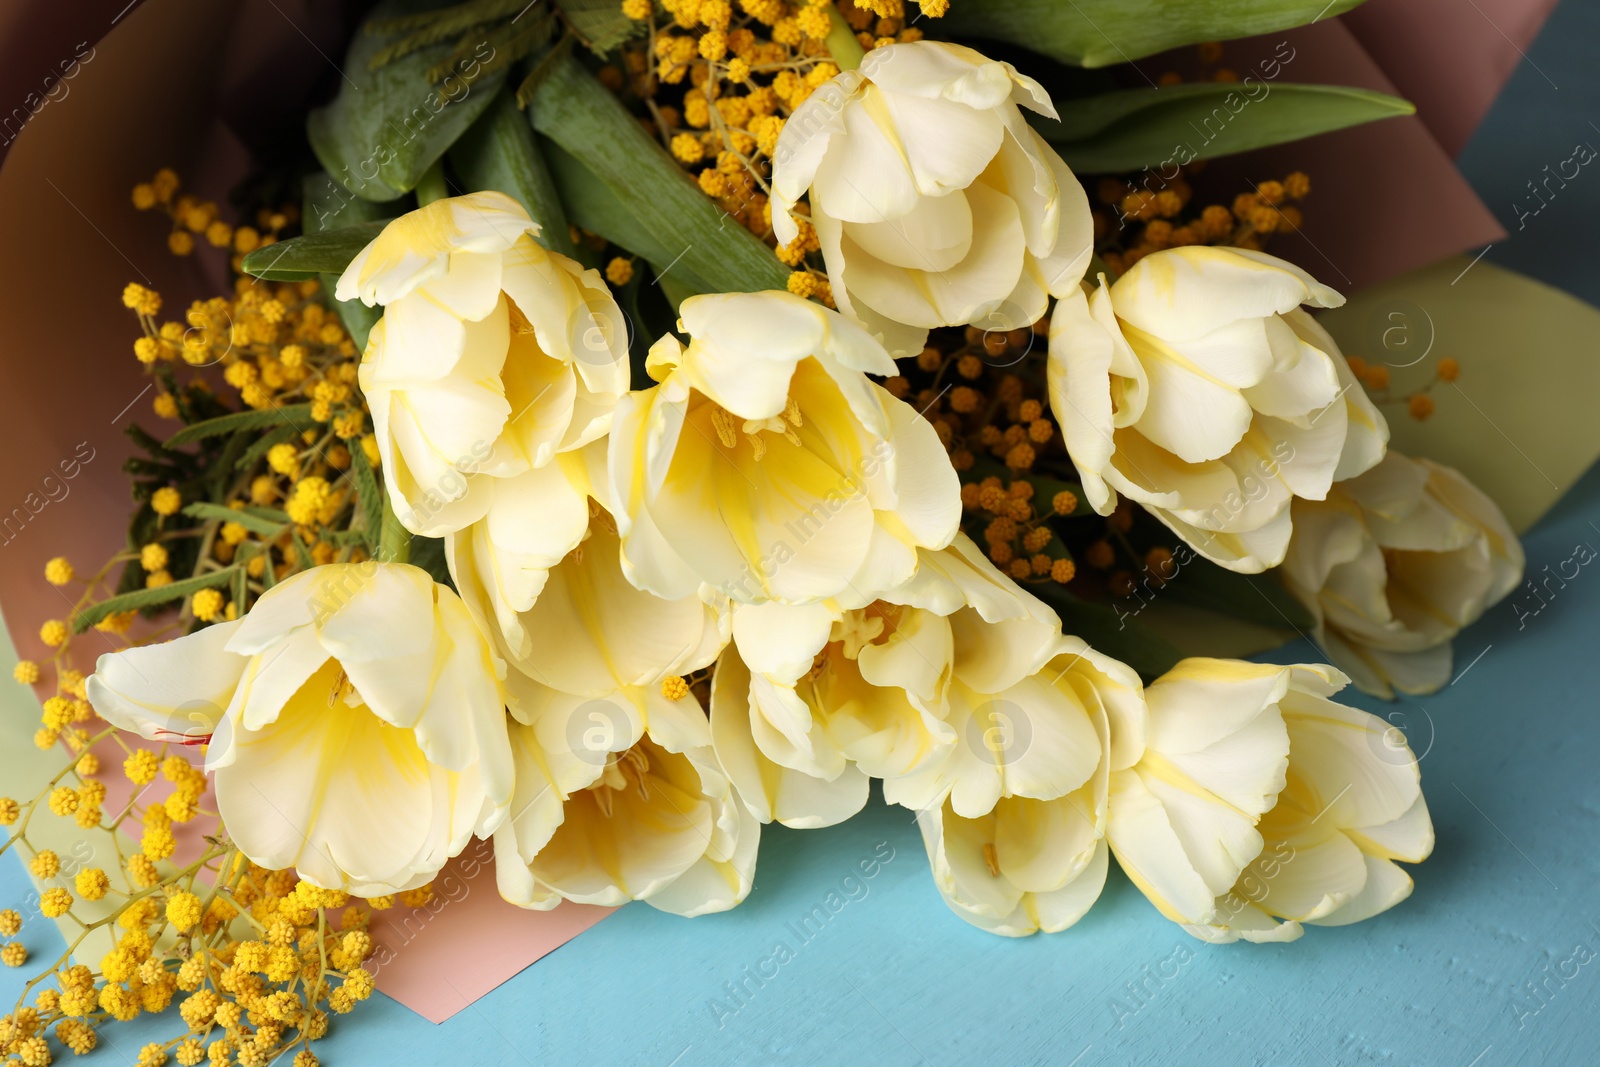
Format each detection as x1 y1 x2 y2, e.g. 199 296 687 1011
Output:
304 173 398 350
559 0 647 56
180 503 287 539
350 440 384 547
526 50 790 297
1040 82 1414 172
1154 553 1316 632
939 0 1367 69
450 89 578 257
1033 585 1182 682
241 223 392 282
72 569 240 633
165 405 314 448
409 535 454 588
307 0 509 202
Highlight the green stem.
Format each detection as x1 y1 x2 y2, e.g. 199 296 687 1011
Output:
377 491 411 566
415 160 450 205
825 3 866 71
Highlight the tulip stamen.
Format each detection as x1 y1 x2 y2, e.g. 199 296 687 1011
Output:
745 431 767 461
982 842 1000 878
710 405 739 448
327 668 351 708
783 396 803 428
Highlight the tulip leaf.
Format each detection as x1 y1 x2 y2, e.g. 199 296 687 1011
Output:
450 89 578 257
241 224 392 282
304 173 398 350
1034 586 1183 681
72 569 240 634
560 0 647 56
939 0 1367 69
1039 82 1414 173
164 404 315 449
409 535 454 588
1154 554 1316 632
307 0 508 202
350 442 385 551
526 50 790 298
180 503 288 539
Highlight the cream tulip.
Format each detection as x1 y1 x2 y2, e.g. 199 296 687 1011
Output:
771 41 1093 355
454 499 729 699
86 563 513 897
1282 451 1524 698
910 638 1145 936
608 290 960 607
707 535 1062 829
493 679 758 916
342 191 629 542
1186 667 1433 943
1106 658 1431 943
1048 247 1388 573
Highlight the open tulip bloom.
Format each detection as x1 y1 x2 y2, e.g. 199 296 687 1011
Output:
48 18 1535 1054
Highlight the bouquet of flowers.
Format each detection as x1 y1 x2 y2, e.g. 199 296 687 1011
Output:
0 0 1527 1063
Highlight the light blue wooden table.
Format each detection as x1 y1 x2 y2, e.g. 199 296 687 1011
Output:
6 3 1600 1063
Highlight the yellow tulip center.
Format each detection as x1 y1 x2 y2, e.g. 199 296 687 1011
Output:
708 396 804 461
590 746 653 818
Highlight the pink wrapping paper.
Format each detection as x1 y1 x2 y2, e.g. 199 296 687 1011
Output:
1345 0 1561 157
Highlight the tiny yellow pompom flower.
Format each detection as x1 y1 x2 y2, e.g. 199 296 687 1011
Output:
13 660 39 685
150 487 182 516
168 230 194 256
1051 490 1079 516
49 786 79 816
140 542 169 571
167 891 203 932
1 942 26 967
1436 357 1460 382
75 868 110 901
124 749 159 785
44 557 74 585
0 909 19 935
40 887 73 918
153 393 179 419
267 442 299 475
660 676 690 701
191 588 225 622
605 257 634 286
0 799 17 826
145 570 173 589
670 133 705 164
622 0 651 17
132 183 157 209
205 220 233 248
76 752 99 776
38 620 67 648
134 336 162 364
361 434 382 468
1409 393 1435 420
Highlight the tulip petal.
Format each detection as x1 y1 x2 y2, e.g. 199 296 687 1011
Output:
87 620 246 743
